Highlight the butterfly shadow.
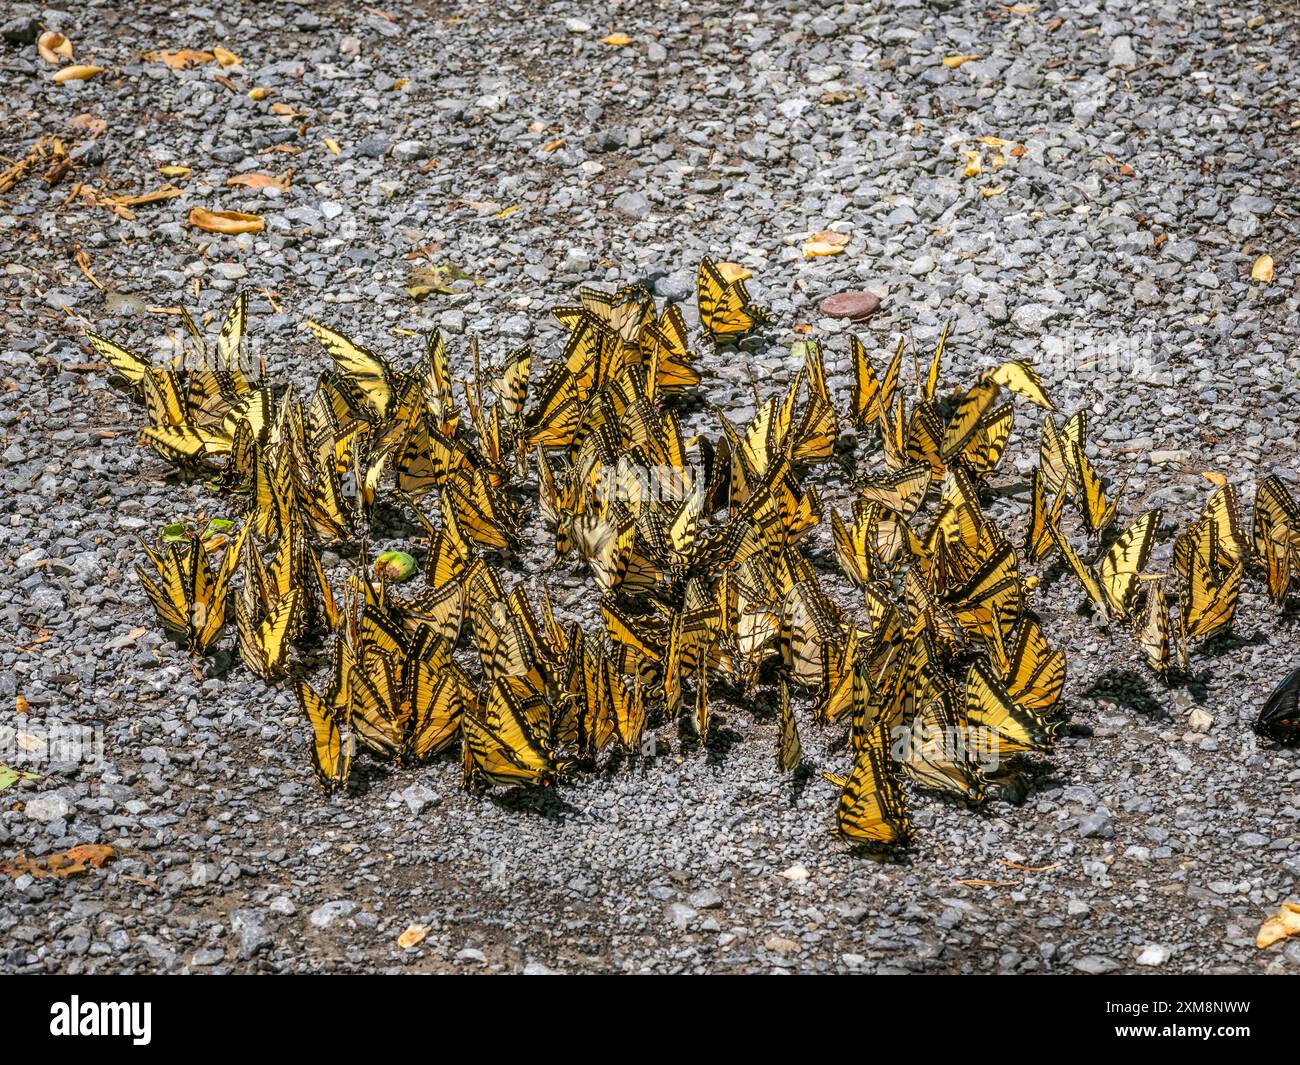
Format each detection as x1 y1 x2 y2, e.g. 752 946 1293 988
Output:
369 498 426 543
784 763 816 804
342 759 398 799
989 757 1064 806
699 725 745 768
1193 628 1270 660
1082 668 1169 721
487 786 576 823
842 841 914 866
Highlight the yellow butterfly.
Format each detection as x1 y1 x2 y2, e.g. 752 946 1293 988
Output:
835 705 912 846
696 257 769 340
1050 510 1160 623
296 678 351 792
775 680 804 772
136 528 245 652
1252 475 1300 604
964 659 1058 756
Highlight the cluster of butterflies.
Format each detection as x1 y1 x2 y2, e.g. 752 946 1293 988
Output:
1021 407 1300 697
88 259 1300 850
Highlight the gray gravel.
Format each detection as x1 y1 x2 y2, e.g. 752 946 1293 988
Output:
2 0 1299 974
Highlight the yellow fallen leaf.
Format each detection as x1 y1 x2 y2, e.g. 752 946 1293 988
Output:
397 923 429 949
602 33 633 46
146 49 214 69
494 204 520 219
980 185 1007 198
15 694 30 714
324 137 341 156
1201 471 1228 487
716 262 751 282
53 65 104 83
1251 253 1274 282
111 183 184 208
943 55 981 69
976 135 1013 147
37 31 73 64
956 878 1019 887
1001 3 1037 12
248 86 271 101
158 165 191 177
1256 901 1300 948
227 170 292 192
991 154 1006 170
961 149 982 177
802 230 850 258
541 137 565 153
187 207 265 235
212 46 240 68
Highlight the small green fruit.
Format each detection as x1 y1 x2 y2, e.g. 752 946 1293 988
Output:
374 550 417 583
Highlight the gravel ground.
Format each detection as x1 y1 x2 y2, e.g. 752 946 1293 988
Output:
2 0 1299 975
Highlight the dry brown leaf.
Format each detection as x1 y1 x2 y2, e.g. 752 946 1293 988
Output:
999 860 1060 873
980 185 1007 198
1256 901 1300 948
15 627 53 652
2 844 114 879
975 135 1013 147
1010 144 1028 158
1251 253 1274 282
65 844 114 868
69 113 107 137
75 249 103 290
226 170 292 192
270 103 304 117
1201 471 1228 487
602 33 633 46
212 46 240 68
52 65 104 83
397 923 430 949
147 49 214 69
802 230 850 258
541 137 565 153
0 135 68 194
37 31 73 64
187 207 265 235
942 55 981 69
